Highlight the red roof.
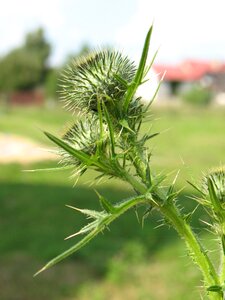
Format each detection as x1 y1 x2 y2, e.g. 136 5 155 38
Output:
153 60 225 82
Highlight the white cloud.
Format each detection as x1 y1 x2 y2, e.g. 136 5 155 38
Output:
1 0 225 65
0 1 61 51
0 0 83 64
115 0 225 63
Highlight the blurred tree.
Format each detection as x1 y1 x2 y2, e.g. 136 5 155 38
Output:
0 28 51 92
44 44 93 102
181 84 212 106
38 43 91 103
45 68 59 100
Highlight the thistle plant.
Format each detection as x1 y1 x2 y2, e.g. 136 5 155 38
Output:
34 26 225 299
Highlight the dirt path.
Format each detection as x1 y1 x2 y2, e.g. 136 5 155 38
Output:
0 133 58 164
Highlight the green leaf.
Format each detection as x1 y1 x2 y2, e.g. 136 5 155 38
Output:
95 190 116 213
102 102 115 156
151 174 167 189
119 119 135 134
140 132 159 144
44 131 92 164
141 204 153 228
167 171 180 197
207 285 222 292
66 205 105 219
208 177 222 213
123 25 153 112
187 180 206 196
221 235 225 255
44 131 108 172
145 156 151 187
183 212 194 223
65 219 99 240
23 166 73 172
34 194 146 276
142 49 159 81
166 192 178 204
34 225 102 277
96 99 105 155
146 132 159 140
113 74 128 88
97 99 103 138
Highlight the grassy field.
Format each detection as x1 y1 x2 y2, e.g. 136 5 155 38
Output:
0 104 224 299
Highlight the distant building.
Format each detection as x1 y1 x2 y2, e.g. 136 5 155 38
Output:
153 60 225 102
9 89 44 106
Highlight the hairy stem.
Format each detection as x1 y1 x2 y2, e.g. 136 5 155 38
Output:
219 226 225 297
160 203 222 300
131 144 148 184
123 170 222 299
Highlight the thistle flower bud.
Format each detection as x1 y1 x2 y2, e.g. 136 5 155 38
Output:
59 117 107 168
61 50 136 114
202 166 225 204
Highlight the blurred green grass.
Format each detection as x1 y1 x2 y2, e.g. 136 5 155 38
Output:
0 105 224 299
0 105 72 144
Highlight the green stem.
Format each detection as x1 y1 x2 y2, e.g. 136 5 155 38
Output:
160 203 221 300
131 144 148 184
123 171 222 300
220 229 225 295
220 255 225 299
122 170 147 194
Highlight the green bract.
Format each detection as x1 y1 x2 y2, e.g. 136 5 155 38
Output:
202 167 225 203
59 116 107 169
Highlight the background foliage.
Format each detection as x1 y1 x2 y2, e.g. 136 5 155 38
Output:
0 28 50 92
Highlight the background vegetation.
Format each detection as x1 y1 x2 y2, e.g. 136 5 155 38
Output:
181 84 212 106
0 105 224 299
0 28 50 92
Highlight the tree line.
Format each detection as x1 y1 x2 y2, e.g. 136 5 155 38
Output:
0 28 90 101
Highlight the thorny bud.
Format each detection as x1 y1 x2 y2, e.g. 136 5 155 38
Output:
202 166 225 205
59 116 107 169
61 50 136 114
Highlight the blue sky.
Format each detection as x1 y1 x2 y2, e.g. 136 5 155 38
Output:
1 0 225 66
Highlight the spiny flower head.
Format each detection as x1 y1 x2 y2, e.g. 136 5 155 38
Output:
202 166 225 206
60 50 136 113
59 116 107 168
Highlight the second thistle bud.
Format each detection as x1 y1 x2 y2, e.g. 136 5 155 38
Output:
59 116 107 169
202 166 225 206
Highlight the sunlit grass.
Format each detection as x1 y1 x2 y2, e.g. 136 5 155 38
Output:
0 105 224 299
0 105 72 144
1 105 224 181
